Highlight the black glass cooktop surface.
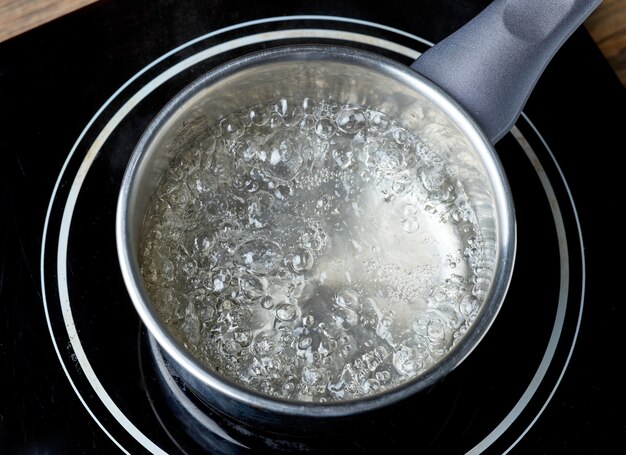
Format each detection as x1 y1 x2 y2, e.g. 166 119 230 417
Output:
1 1 624 454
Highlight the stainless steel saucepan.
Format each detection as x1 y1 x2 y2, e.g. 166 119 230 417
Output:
116 0 599 431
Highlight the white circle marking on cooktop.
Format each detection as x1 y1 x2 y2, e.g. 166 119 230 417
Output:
42 21 432 454
467 121 584 454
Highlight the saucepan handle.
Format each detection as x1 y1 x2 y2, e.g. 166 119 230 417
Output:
410 0 601 144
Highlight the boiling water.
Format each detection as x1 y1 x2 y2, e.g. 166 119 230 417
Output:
140 98 490 402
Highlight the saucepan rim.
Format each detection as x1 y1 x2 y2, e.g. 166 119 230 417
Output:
116 44 516 419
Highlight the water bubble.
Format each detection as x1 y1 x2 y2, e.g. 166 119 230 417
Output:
217 298 234 312
218 236 238 255
393 343 424 376
253 332 279 356
316 195 332 213
232 137 264 163
392 127 408 144
162 184 190 208
169 151 200 181
178 258 198 278
302 365 327 386
264 131 305 181
459 295 478 317
362 352 380 371
187 229 215 257
373 144 405 174
247 196 268 228
244 179 260 193
299 115 316 131
335 107 366 133
196 300 215 323
289 247 314 273
318 322 341 340
335 288 359 309
233 330 253 346
313 99 335 118
302 314 315 328
268 111 283 130
319 339 337 356
274 98 303 127
426 319 446 344
220 114 246 141
221 338 242 357
186 168 214 197
392 179 407 194
301 97 315 115
273 183 292 200
358 297 379 329
315 118 337 139
298 336 313 349
331 146 354 170
367 110 391 132
239 273 265 301
333 307 358 330
207 150 234 184
375 369 392 383
142 252 175 284
374 345 390 361
402 216 420 233
211 268 232 292
361 378 381 394
472 281 490 299
237 238 283 275
299 227 324 251
275 303 298 322
248 104 272 126
259 295 275 310
283 381 295 393
451 208 464 223
420 165 447 192
201 273 215 291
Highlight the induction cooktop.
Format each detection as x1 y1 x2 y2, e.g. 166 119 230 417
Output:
1 1 624 454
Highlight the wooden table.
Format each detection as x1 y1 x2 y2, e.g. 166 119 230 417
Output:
1 0 624 85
